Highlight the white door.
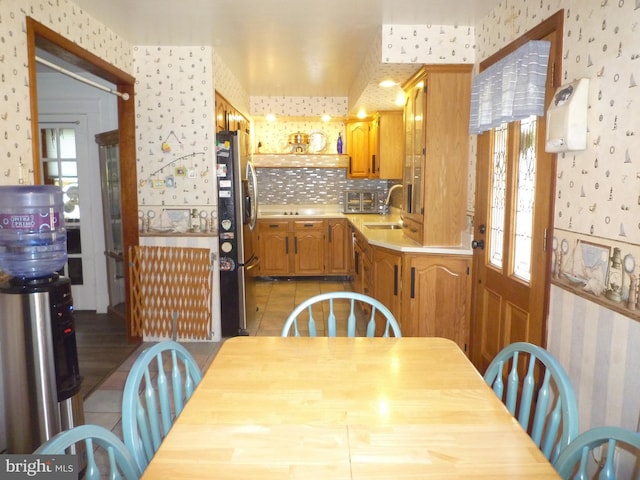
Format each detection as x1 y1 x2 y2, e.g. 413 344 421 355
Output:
39 114 102 310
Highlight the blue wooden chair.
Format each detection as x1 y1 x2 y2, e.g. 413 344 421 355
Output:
34 424 141 480
281 291 401 337
483 342 579 464
121 341 202 471
553 426 640 479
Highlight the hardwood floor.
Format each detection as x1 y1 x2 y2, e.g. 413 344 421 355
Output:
73 310 140 399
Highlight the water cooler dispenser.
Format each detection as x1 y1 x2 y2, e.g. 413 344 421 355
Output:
0 185 84 453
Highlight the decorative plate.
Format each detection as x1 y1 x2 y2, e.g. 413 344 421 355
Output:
624 254 635 273
308 131 327 153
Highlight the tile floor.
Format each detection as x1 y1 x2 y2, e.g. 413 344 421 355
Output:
82 277 354 438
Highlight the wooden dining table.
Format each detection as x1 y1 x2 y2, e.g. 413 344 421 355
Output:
140 336 560 479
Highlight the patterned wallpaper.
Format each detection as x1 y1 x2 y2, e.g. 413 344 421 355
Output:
134 46 217 221
485 2 640 318
0 0 132 186
251 96 348 117
477 0 640 441
213 50 250 118
381 24 476 63
348 27 419 114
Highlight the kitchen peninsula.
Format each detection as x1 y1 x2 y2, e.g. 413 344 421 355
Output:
257 205 472 353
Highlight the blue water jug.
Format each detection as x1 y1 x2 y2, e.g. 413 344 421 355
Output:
0 185 67 279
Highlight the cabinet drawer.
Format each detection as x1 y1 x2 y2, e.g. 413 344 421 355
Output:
294 220 325 231
259 221 289 232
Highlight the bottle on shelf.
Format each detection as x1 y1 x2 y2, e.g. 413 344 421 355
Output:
337 132 343 154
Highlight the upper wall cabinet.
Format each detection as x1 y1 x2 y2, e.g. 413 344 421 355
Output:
346 111 403 180
215 92 250 134
401 65 472 246
346 120 370 178
370 111 403 180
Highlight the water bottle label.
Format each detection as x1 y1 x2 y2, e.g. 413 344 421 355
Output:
0 212 61 231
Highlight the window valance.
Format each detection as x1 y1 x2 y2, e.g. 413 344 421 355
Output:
469 40 551 134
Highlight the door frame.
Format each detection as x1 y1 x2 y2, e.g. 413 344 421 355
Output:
26 17 140 341
469 11 564 368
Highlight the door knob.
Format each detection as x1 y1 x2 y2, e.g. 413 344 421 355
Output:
478 224 486 234
472 239 485 250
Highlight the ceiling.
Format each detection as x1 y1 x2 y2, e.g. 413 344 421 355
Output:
69 0 496 114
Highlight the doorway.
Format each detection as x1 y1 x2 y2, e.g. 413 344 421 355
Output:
26 17 139 340
470 12 564 373
38 114 107 311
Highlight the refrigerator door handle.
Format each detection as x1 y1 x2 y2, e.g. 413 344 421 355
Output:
246 161 258 231
245 256 260 270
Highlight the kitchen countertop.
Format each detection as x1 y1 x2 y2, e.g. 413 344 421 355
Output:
258 205 472 255
345 213 472 255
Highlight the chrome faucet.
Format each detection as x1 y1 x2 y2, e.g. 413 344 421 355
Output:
381 184 403 214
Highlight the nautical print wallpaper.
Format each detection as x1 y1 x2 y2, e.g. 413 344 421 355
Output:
133 46 217 223
477 0 640 448
378 25 478 214
381 24 476 64
0 0 132 186
213 50 250 118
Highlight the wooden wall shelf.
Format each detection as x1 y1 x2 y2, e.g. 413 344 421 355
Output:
551 277 640 323
253 154 348 168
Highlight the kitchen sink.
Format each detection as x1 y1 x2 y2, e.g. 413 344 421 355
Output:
365 223 403 230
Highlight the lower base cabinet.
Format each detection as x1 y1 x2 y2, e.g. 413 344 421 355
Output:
372 247 402 336
257 218 350 277
402 254 471 353
367 243 471 352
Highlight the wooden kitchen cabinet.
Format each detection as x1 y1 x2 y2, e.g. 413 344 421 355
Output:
402 253 472 353
346 121 370 178
327 219 351 274
370 111 403 180
257 221 291 275
352 227 373 297
215 91 250 134
401 65 472 246
347 113 402 180
372 246 402 335
348 221 471 351
258 219 350 277
293 220 325 275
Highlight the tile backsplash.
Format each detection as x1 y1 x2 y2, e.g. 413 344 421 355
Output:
256 167 395 211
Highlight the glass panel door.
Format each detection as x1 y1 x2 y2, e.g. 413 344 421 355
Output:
40 126 83 285
513 116 537 282
96 130 125 316
489 123 507 270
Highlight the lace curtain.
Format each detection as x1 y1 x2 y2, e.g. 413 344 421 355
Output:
469 40 551 134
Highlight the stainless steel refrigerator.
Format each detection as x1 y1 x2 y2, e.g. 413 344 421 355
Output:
215 130 259 336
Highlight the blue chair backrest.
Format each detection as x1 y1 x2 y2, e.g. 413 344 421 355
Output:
121 341 202 471
553 426 640 479
281 291 401 337
34 424 141 480
483 342 579 463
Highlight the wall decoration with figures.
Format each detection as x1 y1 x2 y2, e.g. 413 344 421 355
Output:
133 46 216 216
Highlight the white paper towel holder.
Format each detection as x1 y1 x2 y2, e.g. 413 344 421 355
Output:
545 78 589 153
